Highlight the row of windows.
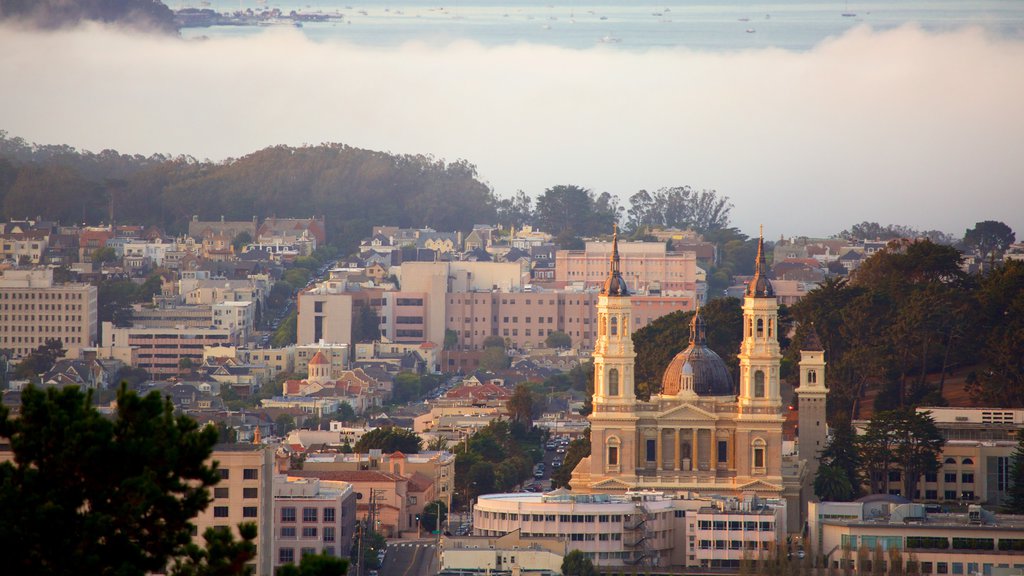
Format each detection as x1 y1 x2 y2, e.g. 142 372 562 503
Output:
0 291 86 300
217 468 259 480
280 526 337 541
699 540 773 550
279 547 336 564
280 507 337 523
212 506 258 518
213 487 259 499
696 520 776 531
2 315 84 324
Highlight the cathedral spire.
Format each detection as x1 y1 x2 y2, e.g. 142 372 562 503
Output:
746 225 774 298
690 302 706 345
601 224 629 297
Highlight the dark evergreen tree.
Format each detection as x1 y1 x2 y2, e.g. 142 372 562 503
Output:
1006 431 1024 513
0 384 224 574
353 425 422 454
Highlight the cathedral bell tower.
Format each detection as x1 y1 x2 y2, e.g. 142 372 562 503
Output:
796 325 828 479
592 225 637 406
583 225 639 484
738 227 783 414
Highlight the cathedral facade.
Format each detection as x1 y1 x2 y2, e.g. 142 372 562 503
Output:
571 228 807 528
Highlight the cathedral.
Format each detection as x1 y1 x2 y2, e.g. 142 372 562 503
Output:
571 228 827 530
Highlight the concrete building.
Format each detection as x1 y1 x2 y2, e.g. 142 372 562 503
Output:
553 240 699 294
444 289 694 354
0 268 98 360
287 469 412 537
195 444 275 576
273 475 357 568
101 323 233 376
472 490 788 569
809 499 1024 575
297 281 354 346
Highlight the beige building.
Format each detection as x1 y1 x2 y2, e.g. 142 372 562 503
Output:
195 444 275 576
809 500 1024 575
441 531 566 576
571 231 803 531
303 449 456 512
102 323 233 376
297 281 354 346
554 240 699 294
854 407 1024 506
0 268 97 360
272 475 357 568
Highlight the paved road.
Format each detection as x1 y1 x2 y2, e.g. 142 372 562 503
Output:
380 540 437 576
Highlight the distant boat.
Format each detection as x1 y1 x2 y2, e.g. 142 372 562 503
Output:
599 15 607 20
599 34 621 43
746 28 755 33
738 17 749 22
842 12 856 17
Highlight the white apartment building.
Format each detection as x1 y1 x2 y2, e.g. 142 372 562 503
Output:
0 268 97 360
472 491 787 569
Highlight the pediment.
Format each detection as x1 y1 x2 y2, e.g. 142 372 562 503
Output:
657 402 717 421
590 477 636 490
736 478 783 492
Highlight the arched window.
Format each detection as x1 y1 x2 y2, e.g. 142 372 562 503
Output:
610 316 618 336
752 438 766 470
748 319 753 337
807 370 817 384
768 319 773 337
608 368 619 396
607 436 621 468
754 370 765 398
756 318 764 337
962 458 974 466
944 457 957 465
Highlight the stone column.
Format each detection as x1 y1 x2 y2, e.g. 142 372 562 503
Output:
692 428 699 471
674 428 681 471
655 429 662 471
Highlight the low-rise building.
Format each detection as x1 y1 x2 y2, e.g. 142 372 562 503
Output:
272 475 357 568
854 407 1024 506
101 323 233 376
809 499 1024 575
472 491 788 570
440 531 566 576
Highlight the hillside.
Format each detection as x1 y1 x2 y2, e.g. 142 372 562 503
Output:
0 133 499 252
0 0 177 33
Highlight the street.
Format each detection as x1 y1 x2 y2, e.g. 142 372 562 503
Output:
379 540 437 576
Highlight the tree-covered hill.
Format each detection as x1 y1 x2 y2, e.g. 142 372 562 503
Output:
0 133 499 252
0 0 177 32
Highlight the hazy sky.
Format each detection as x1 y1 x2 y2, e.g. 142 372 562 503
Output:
1 22 1022 239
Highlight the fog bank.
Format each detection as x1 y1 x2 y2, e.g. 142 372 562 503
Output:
1 23 1022 237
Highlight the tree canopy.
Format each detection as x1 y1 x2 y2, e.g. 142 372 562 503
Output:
0 135 498 256
0 384 225 574
625 186 732 235
353 425 422 454
631 298 744 401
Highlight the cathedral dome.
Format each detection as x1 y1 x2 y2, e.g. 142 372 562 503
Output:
660 308 734 397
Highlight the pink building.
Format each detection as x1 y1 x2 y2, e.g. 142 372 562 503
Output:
445 290 694 352
553 240 699 294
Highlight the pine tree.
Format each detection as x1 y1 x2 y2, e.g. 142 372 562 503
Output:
1006 430 1024 513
